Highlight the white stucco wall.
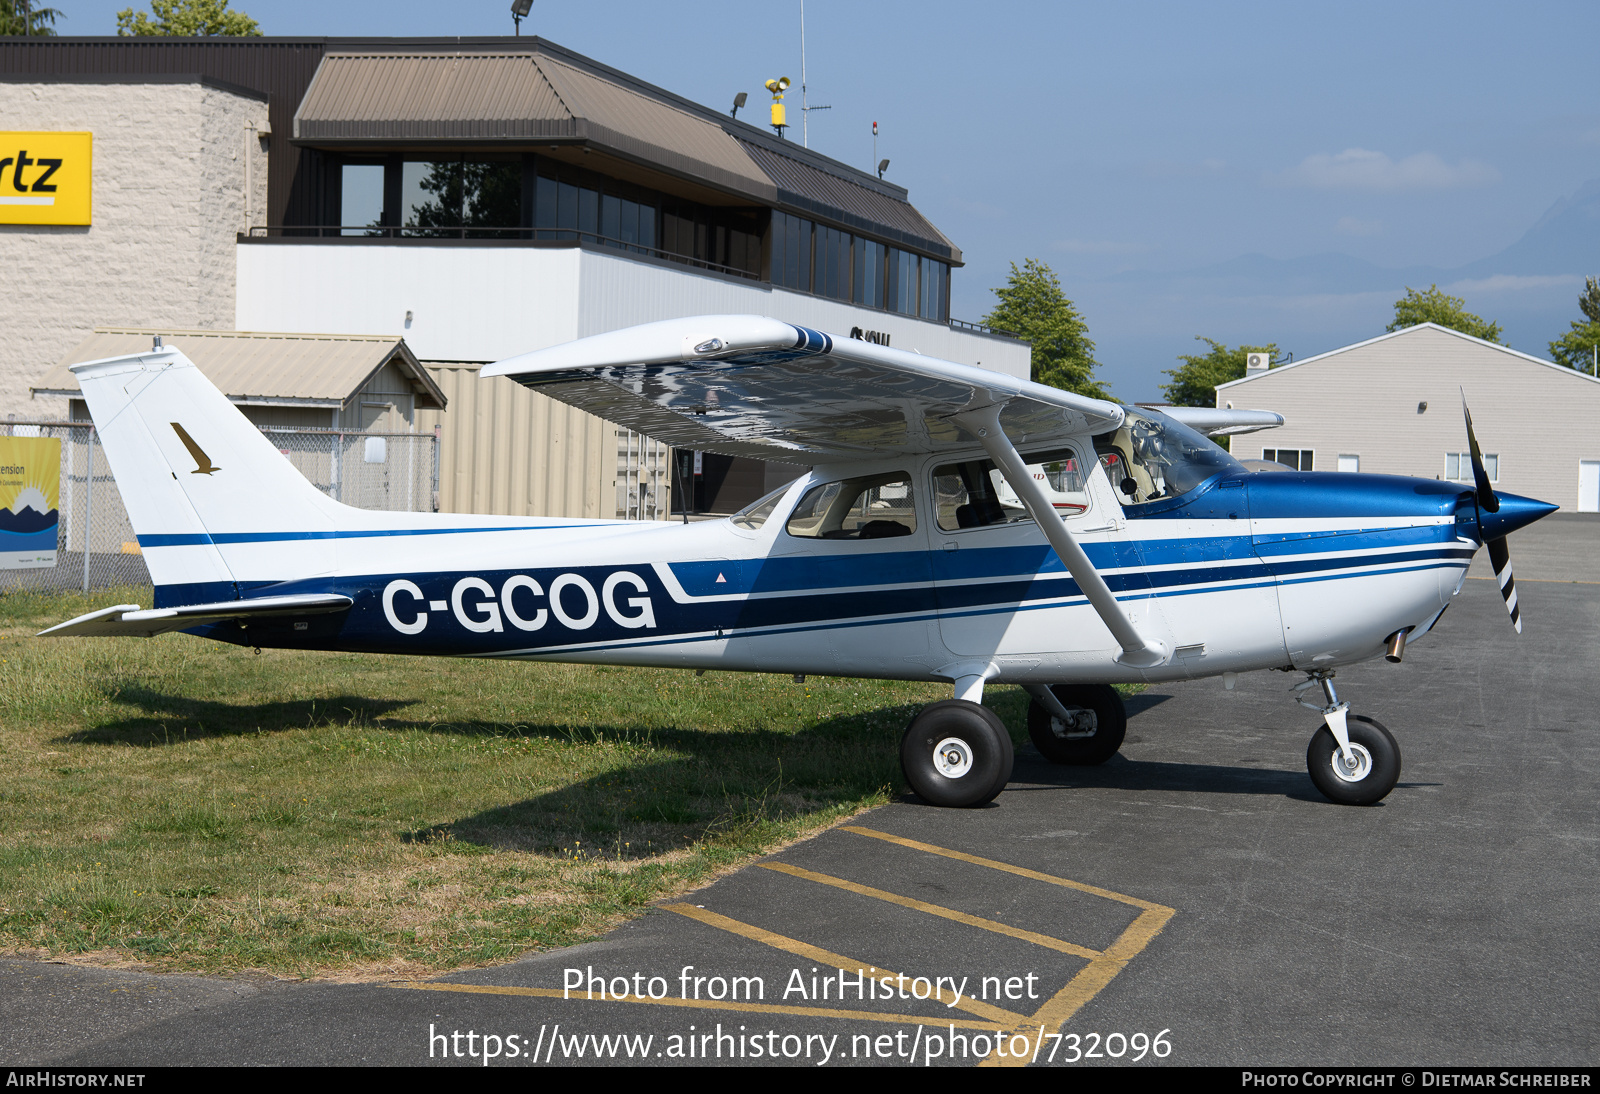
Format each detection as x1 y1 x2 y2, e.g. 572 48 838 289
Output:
0 80 268 420
235 241 1031 379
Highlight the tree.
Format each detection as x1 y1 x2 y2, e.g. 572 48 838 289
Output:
0 1 63 34
407 161 522 237
984 259 1109 400
1548 275 1600 373
1387 284 1502 343
1161 338 1281 407
116 0 261 36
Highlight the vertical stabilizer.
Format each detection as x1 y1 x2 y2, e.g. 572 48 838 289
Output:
72 349 343 604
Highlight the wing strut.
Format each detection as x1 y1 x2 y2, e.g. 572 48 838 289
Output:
953 403 1171 669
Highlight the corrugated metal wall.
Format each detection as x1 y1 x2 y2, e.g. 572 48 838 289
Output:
419 364 614 519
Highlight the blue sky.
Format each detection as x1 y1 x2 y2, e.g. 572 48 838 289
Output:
52 0 1600 397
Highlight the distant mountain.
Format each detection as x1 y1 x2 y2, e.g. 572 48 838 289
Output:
1457 178 1600 278
1100 177 1600 295
0 507 59 535
1082 178 1600 397
1104 250 1443 295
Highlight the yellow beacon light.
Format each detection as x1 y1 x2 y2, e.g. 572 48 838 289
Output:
765 77 791 136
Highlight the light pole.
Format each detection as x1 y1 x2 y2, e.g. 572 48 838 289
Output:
510 0 532 36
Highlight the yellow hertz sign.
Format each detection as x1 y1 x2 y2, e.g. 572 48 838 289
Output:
0 132 92 225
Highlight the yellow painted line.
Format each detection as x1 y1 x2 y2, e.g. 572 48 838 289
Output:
827 826 1175 1069
757 861 1102 961
399 828 1177 1058
842 826 1175 913
980 905 1177 1068
664 903 1026 1026
391 980 1007 1030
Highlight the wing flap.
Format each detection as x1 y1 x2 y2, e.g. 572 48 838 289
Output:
38 593 353 638
482 315 1123 461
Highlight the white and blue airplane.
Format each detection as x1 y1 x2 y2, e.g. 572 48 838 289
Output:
41 315 1555 808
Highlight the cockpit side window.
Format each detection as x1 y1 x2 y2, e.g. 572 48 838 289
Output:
1095 406 1244 506
785 473 917 540
932 446 1090 532
728 485 792 532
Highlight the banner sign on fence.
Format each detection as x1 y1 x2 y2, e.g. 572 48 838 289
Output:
0 436 61 569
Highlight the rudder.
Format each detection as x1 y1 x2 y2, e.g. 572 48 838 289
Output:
73 348 344 604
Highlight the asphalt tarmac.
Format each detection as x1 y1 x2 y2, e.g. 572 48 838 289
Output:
4 520 1597 1067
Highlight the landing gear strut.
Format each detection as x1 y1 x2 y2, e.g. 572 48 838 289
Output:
1024 684 1127 765
1295 670 1401 805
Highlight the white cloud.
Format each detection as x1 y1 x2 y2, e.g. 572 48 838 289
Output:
1279 148 1499 191
1052 238 1153 255
1335 216 1383 237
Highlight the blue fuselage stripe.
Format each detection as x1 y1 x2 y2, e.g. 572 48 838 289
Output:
167 523 1469 657
138 524 594 547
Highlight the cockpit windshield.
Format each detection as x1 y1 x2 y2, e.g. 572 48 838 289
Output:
1094 406 1243 507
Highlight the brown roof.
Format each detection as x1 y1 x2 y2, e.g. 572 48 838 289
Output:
293 52 570 142
738 140 959 261
34 328 446 410
292 42 955 261
535 54 777 202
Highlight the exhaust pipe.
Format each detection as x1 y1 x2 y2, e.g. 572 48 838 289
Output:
1384 629 1410 663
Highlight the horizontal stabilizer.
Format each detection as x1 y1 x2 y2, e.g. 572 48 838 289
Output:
38 594 353 639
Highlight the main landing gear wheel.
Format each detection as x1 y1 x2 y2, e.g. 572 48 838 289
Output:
900 700 1014 807
1306 715 1401 806
1026 684 1127 765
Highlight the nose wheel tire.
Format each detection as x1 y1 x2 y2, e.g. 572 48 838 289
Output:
1026 683 1127 765
900 700 1014 807
1306 714 1401 805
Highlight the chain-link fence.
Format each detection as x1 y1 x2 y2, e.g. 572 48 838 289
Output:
1 422 439 595
262 426 439 514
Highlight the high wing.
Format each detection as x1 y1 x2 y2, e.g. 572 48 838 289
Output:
480 315 1124 461
1162 407 1285 437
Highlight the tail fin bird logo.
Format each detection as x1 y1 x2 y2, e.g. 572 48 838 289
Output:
170 422 221 475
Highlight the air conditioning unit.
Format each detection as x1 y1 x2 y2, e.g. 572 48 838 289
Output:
1246 352 1270 373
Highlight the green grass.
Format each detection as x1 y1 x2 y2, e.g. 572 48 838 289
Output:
0 585 1050 979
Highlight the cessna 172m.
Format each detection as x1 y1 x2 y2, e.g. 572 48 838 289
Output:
42 315 1555 808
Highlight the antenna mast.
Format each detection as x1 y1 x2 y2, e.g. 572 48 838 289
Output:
801 0 809 147
799 0 830 148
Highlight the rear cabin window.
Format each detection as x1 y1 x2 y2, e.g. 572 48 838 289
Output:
932 448 1089 532
785 473 917 539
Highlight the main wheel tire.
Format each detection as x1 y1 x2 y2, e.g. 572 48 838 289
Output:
1306 715 1401 806
1026 684 1127 765
899 700 1014 807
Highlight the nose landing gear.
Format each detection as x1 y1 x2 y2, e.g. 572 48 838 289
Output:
1295 670 1401 805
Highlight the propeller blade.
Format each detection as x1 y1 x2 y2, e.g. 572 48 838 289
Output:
1461 392 1499 513
1486 536 1520 634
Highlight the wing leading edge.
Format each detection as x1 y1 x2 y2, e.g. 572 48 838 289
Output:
480 315 1124 461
